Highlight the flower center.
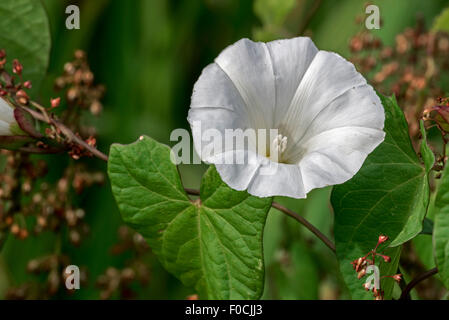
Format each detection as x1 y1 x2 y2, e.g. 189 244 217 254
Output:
269 134 287 162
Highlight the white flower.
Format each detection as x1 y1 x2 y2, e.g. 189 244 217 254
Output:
188 37 385 199
0 97 18 136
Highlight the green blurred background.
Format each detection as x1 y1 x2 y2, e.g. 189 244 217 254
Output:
1 0 448 299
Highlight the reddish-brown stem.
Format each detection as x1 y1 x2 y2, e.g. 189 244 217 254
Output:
271 201 336 252
399 267 438 300
21 105 109 162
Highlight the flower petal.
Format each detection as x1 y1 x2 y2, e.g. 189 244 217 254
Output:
298 126 385 194
188 106 252 160
214 38 276 129
266 37 318 127
0 120 12 136
284 85 384 163
281 51 367 146
0 97 15 124
214 150 306 198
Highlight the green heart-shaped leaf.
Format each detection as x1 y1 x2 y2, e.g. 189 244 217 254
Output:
331 94 429 299
108 136 272 299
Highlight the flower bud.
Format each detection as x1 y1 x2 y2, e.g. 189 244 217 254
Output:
12 59 23 75
393 274 402 282
357 268 367 279
51 97 61 108
15 89 29 105
378 235 389 244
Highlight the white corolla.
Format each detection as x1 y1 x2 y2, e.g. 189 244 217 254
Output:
0 97 18 136
188 37 385 198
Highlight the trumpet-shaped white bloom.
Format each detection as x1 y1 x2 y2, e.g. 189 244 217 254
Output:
188 37 385 198
0 97 17 136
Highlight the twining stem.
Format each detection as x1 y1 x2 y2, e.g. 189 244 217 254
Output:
21 105 108 161
399 267 438 300
271 201 336 252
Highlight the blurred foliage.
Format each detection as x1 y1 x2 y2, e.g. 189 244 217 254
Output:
433 7 449 33
0 0 449 299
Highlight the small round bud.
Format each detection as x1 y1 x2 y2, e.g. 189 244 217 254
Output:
10 223 20 235
19 229 29 239
51 97 61 108
393 274 402 282
378 235 389 244
12 59 23 75
357 268 367 279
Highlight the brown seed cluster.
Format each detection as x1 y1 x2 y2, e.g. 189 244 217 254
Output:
55 50 105 116
349 20 449 141
0 152 46 240
0 50 33 105
0 51 107 299
96 226 150 299
5 254 88 299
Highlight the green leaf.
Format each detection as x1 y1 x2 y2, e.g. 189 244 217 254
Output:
253 0 296 26
420 120 435 173
381 246 402 300
108 136 272 299
420 217 434 235
433 162 449 289
432 7 449 33
331 94 429 299
0 0 51 94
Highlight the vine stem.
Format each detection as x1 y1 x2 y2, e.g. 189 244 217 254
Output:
21 105 109 161
271 201 336 252
399 267 438 300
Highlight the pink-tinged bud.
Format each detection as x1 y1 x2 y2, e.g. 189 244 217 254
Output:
357 268 367 279
351 258 361 270
0 89 7 96
51 97 61 108
380 254 391 263
393 274 402 282
23 81 32 89
16 89 29 105
373 288 384 300
86 136 96 147
378 235 389 244
12 59 23 75
186 294 198 300
0 49 6 59
362 282 371 291
16 89 28 99
352 257 366 272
